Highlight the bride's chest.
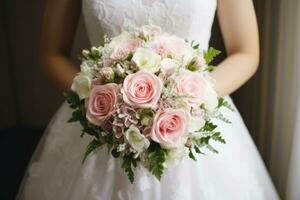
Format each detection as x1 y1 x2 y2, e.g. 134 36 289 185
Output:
82 0 217 27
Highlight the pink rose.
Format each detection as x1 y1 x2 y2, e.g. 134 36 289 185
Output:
151 35 188 60
122 71 162 109
172 71 206 107
110 39 141 60
86 83 119 126
151 108 190 149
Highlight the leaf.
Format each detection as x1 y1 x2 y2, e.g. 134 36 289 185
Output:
193 43 200 49
190 40 200 49
213 112 232 124
204 47 221 64
218 97 236 112
82 139 104 163
201 121 217 132
211 132 226 144
126 52 133 61
187 60 198 71
200 136 211 145
121 153 138 183
189 148 197 161
148 143 167 181
206 144 219 154
205 65 215 72
111 148 120 158
194 145 205 155
68 109 85 123
64 91 81 109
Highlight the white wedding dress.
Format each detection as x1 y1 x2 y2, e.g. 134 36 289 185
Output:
16 0 280 199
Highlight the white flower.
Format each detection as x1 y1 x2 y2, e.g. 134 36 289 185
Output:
80 60 95 77
181 46 195 66
139 24 162 39
132 48 161 73
125 125 150 154
117 143 126 152
160 58 180 76
164 147 188 168
109 31 133 48
189 115 205 133
71 74 92 99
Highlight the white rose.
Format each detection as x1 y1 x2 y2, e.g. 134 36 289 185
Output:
132 48 161 73
125 125 150 153
71 74 92 99
160 58 180 76
189 115 205 133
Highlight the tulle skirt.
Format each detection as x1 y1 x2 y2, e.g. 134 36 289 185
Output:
16 97 279 200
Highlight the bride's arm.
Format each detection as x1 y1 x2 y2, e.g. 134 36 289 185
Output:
211 0 259 96
40 0 81 91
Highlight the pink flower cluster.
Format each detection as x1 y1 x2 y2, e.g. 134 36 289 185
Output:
85 68 194 149
69 24 225 173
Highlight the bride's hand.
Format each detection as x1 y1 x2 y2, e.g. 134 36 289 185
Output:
39 0 81 91
211 0 259 96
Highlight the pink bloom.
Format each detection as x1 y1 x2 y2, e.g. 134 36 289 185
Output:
172 71 206 107
110 39 141 60
122 71 162 109
103 58 115 68
151 35 188 59
86 83 119 126
151 108 190 149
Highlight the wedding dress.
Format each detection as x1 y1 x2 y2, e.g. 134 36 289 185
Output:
16 0 280 199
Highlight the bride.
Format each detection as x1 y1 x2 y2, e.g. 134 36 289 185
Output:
17 0 280 199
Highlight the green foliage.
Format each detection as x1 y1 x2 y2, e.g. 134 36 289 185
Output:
194 137 219 154
201 121 217 132
126 52 133 61
121 153 139 183
211 132 226 144
64 91 81 109
190 40 200 49
65 91 101 138
188 148 197 161
206 144 219 154
194 145 204 155
82 139 104 163
111 148 120 158
204 47 221 64
205 65 215 72
192 120 226 154
136 108 155 126
186 59 198 71
148 143 167 181
68 109 85 123
218 97 236 112
213 112 232 124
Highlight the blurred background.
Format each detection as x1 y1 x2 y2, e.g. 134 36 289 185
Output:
1 0 300 199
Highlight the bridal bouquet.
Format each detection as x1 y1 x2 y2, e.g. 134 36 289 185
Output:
65 24 233 183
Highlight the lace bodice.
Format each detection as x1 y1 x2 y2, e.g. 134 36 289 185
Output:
82 0 217 50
